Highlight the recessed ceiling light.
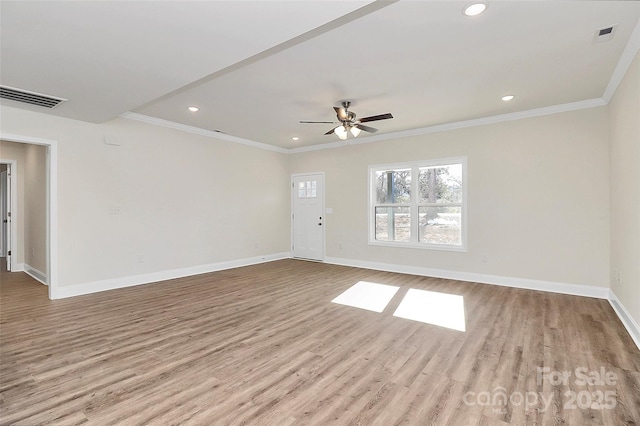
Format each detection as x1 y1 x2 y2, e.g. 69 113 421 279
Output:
292 137 300 141
187 106 199 112
464 2 487 16
501 95 515 101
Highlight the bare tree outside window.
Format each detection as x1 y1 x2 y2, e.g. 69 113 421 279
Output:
418 165 462 245
375 169 411 242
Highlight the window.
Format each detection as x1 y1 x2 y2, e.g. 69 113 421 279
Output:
369 157 466 251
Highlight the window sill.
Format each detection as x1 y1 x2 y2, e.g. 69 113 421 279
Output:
368 240 467 252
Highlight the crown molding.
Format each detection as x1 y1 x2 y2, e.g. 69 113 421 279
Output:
288 98 607 153
124 96 607 156
603 17 640 102
120 112 289 154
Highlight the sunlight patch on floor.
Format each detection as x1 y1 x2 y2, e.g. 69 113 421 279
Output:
393 288 466 331
331 281 400 313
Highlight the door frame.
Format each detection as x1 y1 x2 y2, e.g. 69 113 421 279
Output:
0 133 58 299
291 172 325 262
0 161 17 270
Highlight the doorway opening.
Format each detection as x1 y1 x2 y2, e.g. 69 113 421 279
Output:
0 134 58 299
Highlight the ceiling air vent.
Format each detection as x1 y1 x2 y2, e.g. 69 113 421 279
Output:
594 25 617 43
0 85 66 109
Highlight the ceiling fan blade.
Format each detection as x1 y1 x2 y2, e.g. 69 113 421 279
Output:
334 106 348 121
324 126 339 135
355 124 378 133
359 113 393 123
300 121 336 124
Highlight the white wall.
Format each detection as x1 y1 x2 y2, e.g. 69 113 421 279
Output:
0 100 616 295
290 107 611 288
609 51 640 325
0 106 291 288
24 143 47 274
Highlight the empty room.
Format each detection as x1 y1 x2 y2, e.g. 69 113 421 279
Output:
1 1 639 425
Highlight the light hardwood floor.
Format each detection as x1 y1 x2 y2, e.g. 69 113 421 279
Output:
1 259 639 425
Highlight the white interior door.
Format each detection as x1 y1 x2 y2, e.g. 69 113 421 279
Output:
292 173 324 261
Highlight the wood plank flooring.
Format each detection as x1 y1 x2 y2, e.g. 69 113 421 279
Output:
1 259 639 425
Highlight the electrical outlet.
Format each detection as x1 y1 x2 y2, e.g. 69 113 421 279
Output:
136 254 144 264
614 269 622 287
481 255 488 263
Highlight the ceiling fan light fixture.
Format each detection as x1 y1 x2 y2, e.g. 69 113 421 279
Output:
335 125 348 140
501 95 515 101
187 106 199 112
302 102 393 140
463 2 487 16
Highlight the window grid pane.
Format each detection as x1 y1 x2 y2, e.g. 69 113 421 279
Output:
375 169 411 204
418 206 461 245
375 206 411 242
418 164 462 204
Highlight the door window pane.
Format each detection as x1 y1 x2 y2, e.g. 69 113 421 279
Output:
297 180 317 198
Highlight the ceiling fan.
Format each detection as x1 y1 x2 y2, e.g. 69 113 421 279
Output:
300 101 393 140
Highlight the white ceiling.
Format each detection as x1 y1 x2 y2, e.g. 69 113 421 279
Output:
1 1 639 150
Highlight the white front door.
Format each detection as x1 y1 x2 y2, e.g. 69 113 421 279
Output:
292 173 324 261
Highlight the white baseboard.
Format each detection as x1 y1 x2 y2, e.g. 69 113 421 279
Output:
12 262 25 272
51 252 291 299
24 264 47 285
324 256 610 299
608 290 640 351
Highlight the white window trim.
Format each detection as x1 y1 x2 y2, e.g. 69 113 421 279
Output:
368 157 467 252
